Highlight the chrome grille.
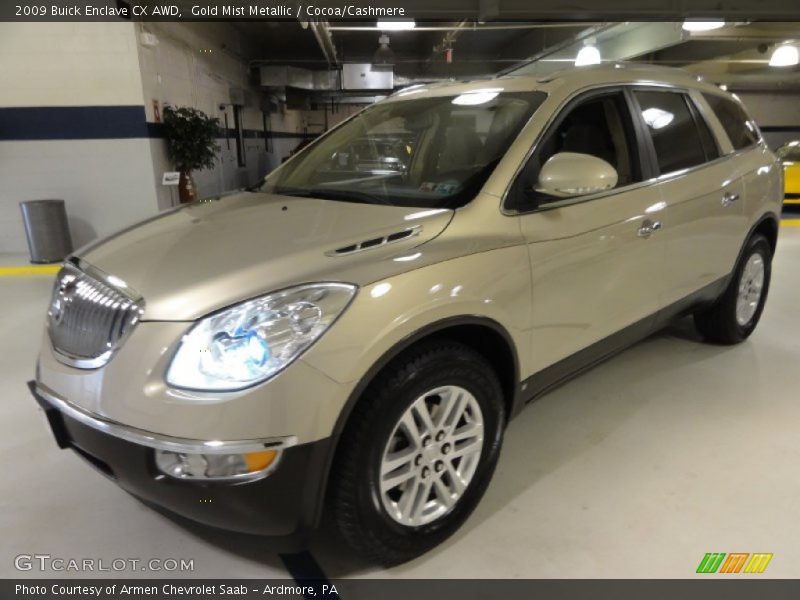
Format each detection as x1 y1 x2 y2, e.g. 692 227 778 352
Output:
47 261 144 368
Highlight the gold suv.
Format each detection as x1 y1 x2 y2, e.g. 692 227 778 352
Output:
30 64 781 564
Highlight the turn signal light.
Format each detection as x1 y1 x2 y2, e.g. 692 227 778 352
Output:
155 449 279 481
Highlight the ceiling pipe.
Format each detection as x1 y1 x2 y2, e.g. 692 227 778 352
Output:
424 19 470 69
309 20 338 67
328 23 597 32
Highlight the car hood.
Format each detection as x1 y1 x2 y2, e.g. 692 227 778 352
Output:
79 192 454 321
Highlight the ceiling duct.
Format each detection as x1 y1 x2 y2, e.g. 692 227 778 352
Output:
342 63 394 91
259 66 339 91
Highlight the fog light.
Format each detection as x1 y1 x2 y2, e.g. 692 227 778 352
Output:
155 449 278 481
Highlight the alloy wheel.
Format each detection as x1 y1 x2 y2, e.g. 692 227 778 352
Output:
378 385 484 527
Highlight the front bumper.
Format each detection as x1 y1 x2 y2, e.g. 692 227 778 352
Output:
28 381 331 550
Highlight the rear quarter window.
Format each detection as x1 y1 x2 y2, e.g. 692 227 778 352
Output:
702 93 761 151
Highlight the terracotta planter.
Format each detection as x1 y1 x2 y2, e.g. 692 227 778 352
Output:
178 171 197 204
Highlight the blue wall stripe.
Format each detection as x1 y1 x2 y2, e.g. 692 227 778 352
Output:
0 105 149 140
4 105 797 142
0 105 321 142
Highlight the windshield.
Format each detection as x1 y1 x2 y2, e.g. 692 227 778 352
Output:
261 90 546 208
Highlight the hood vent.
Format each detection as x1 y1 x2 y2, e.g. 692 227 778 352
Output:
327 226 421 256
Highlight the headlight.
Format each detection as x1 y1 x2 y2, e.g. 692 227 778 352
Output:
166 283 356 391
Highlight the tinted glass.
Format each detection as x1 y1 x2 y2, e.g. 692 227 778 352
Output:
515 91 641 206
703 93 760 150
635 91 707 174
261 91 546 208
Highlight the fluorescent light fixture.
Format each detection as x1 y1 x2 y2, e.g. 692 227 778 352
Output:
452 89 501 106
682 20 725 32
642 107 675 130
377 19 415 31
769 45 799 67
575 45 601 66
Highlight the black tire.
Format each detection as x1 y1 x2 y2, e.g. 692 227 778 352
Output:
328 340 505 565
694 233 772 344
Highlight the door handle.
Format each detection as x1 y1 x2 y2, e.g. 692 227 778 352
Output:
721 192 740 207
638 220 662 238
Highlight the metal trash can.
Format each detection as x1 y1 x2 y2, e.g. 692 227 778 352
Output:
19 199 74 264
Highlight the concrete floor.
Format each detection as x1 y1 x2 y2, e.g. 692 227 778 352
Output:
2 222 799 579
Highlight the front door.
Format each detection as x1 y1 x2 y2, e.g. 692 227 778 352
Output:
508 88 665 376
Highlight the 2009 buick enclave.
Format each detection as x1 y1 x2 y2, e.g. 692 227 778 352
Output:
30 64 781 564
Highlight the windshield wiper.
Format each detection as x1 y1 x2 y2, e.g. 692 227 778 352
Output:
275 187 393 206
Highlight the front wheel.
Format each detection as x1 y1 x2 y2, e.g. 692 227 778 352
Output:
329 341 505 565
694 233 772 344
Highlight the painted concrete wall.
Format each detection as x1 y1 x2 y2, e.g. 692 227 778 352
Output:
0 22 160 254
137 22 364 208
0 21 365 256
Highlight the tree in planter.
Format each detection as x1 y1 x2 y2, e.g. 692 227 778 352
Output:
162 106 220 203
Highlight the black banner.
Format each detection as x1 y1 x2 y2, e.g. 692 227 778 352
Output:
5 579 800 600
6 0 800 22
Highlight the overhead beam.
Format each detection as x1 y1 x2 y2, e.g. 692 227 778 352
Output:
507 22 687 76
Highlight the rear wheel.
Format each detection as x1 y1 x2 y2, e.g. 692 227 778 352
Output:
694 233 772 344
329 341 505 565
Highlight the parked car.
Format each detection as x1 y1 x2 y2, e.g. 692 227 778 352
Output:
31 63 781 565
776 140 800 206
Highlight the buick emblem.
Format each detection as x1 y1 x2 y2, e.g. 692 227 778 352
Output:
49 280 76 325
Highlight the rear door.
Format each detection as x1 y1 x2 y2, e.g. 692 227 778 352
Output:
630 88 748 307
508 88 665 375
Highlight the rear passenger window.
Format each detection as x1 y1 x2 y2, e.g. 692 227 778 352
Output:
634 91 709 174
702 93 760 150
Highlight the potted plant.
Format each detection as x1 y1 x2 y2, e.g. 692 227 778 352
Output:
162 106 220 203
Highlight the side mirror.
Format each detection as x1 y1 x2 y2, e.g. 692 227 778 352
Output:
535 152 618 198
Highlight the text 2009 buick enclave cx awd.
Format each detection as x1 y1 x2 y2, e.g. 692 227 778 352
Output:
30 64 781 564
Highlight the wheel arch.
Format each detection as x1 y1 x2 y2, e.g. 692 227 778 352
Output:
751 212 779 256
311 315 521 526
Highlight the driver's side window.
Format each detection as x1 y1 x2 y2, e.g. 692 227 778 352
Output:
512 90 641 209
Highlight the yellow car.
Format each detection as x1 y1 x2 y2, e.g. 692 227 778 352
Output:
777 141 800 206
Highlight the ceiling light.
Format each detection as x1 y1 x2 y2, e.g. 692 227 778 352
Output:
575 45 601 67
377 19 415 31
682 20 725 32
769 45 799 67
373 34 395 69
